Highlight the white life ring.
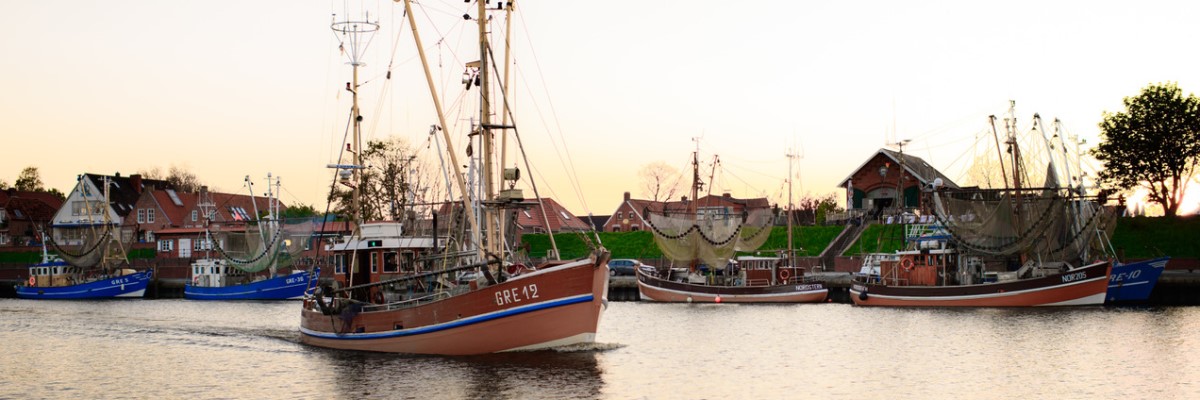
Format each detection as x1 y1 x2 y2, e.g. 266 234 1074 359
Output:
780 268 791 281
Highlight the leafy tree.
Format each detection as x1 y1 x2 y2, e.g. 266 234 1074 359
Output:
0 178 8 190
280 203 319 219
330 136 435 223
14 166 43 191
789 193 843 225
1093 82 1200 217
638 161 683 202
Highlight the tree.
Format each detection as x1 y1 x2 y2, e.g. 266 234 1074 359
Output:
14 166 44 191
166 165 204 193
790 193 843 225
638 161 683 202
280 203 319 219
1093 82 1200 217
330 137 434 223
0 178 8 190
138 165 204 192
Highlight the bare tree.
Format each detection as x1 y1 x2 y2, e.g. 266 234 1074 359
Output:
138 165 203 192
638 161 682 202
166 165 204 193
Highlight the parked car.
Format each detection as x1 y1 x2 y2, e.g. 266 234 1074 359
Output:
607 259 643 276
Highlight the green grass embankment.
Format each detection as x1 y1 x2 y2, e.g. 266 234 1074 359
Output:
838 216 1200 259
522 226 844 260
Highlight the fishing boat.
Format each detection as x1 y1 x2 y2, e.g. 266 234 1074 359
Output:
299 0 609 355
185 176 317 300
17 176 151 299
850 103 1113 307
637 147 827 303
1106 257 1169 304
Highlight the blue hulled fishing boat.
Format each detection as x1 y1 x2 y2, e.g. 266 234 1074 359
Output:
1106 257 1169 304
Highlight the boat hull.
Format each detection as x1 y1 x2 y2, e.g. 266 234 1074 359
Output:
16 270 152 300
299 256 609 355
1106 257 1169 304
185 270 314 301
849 261 1110 307
636 270 828 303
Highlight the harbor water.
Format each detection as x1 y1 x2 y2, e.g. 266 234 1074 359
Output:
2 299 1198 399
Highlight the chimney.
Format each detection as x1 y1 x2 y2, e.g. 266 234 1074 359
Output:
681 196 688 202
623 191 631 201
723 192 731 198
130 174 143 194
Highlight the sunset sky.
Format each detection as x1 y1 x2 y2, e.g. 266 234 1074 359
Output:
3 1 1199 216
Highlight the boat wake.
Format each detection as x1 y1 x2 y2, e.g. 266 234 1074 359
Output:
546 341 625 353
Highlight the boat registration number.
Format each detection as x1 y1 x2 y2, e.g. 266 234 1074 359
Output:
1110 269 1141 283
286 276 306 284
110 277 132 285
494 284 539 306
1061 271 1088 283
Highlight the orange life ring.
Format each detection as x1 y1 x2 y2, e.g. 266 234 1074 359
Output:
901 258 914 271
28 275 35 286
780 268 791 281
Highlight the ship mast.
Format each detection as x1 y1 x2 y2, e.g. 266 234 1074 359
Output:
329 11 378 289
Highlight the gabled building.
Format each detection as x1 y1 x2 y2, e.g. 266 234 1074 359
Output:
130 186 284 259
0 189 64 247
51 173 173 246
603 192 663 232
604 191 771 232
513 198 591 235
837 148 958 216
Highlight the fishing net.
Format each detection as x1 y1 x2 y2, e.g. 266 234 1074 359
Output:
209 217 317 273
647 207 773 269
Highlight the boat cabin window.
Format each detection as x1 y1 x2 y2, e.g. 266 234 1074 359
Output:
370 252 379 273
383 251 399 273
333 254 345 274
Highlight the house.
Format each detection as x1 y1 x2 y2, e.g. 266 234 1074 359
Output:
50 173 174 247
512 198 591 235
603 192 663 232
0 189 64 247
603 191 772 232
130 185 286 259
837 148 958 218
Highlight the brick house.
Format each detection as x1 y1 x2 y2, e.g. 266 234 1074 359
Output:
130 186 284 259
837 148 958 218
603 192 663 232
0 189 64 247
604 191 771 232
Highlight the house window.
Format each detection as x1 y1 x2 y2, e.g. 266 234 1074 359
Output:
191 210 198 222
0 234 8 245
147 209 155 223
194 239 212 251
137 209 146 224
158 239 174 252
383 251 399 273
370 253 379 273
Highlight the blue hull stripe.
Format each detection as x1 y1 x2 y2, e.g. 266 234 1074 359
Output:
301 294 594 340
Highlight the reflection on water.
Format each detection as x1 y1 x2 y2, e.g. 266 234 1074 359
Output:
314 348 605 399
0 299 1198 399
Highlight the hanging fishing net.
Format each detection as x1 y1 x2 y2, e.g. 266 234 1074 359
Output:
209 217 317 273
647 207 773 269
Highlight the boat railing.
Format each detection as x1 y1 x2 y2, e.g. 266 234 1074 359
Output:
364 291 453 312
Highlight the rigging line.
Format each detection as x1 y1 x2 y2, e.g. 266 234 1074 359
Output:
513 15 592 215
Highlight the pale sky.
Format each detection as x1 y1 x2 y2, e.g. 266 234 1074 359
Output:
4 1 1199 216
